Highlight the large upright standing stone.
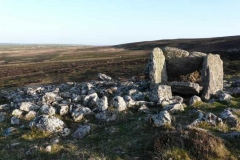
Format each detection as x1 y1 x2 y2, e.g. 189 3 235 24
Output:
149 48 167 84
201 54 223 101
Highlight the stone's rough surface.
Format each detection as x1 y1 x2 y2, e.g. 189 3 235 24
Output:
96 96 108 111
170 81 202 95
0 112 5 122
216 91 232 101
83 93 98 107
71 106 91 122
62 128 71 137
12 109 23 117
72 125 91 139
29 115 65 133
148 48 167 84
20 102 40 112
149 85 172 103
25 111 37 120
3 127 17 136
98 73 112 82
112 96 127 111
59 104 69 116
190 112 222 126
220 109 238 127
40 105 56 116
163 103 185 113
152 111 171 127
138 105 150 113
162 47 205 76
95 111 117 121
11 116 20 125
201 54 223 101
42 92 61 105
189 95 202 106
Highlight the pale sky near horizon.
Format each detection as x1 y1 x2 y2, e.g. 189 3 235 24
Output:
0 0 240 45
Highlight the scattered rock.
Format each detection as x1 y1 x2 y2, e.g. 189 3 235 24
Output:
95 111 117 121
112 96 127 111
45 145 52 153
25 111 37 120
3 127 17 136
62 128 71 137
163 103 185 113
40 104 56 116
20 102 40 112
96 96 108 111
152 111 171 127
138 105 150 113
216 91 232 101
219 108 238 127
12 109 23 117
98 73 112 82
29 115 65 133
201 54 223 101
189 95 202 106
149 85 172 103
59 104 69 116
170 81 202 95
26 145 38 155
71 106 92 122
148 47 167 84
42 92 61 105
231 79 240 87
72 125 91 139
11 116 20 125
0 104 10 110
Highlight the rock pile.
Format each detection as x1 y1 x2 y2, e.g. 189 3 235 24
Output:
145 47 223 101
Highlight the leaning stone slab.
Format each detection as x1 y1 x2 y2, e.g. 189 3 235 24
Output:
201 54 223 101
170 81 202 95
148 48 167 84
149 85 172 103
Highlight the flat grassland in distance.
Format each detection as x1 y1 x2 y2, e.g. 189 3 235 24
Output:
0 44 150 88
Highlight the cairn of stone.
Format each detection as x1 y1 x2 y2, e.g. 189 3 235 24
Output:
145 47 223 101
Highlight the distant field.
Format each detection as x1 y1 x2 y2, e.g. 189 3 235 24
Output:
1 36 240 88
0 45 150 88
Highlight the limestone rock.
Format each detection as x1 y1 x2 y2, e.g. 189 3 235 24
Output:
170 81 202 95
29 115 65 133
0 104 10 110
148 48 167 84
231 79 240 87
25 111 37 120
220 109 238 127
3 127 17 136
216 91 232 101
20 102 40 112
71 106 92 122
163 103 185 113
152 111 171 127
59 104 69 116
162 47 205 76
189 95 202 106
201 54 223 101
40 105 56 116
42 92 62 105
98 73 112 82
11 116 20 125
138 105 150 113
72 125 91 139
149 85 172 103
12 109 23 117
26 145 38 155
95 111 117 121
62 128 71 137
83 93 98 107
96 96 108 111
112 96 127 111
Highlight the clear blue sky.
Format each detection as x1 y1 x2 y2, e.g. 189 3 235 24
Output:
0 0 240 45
